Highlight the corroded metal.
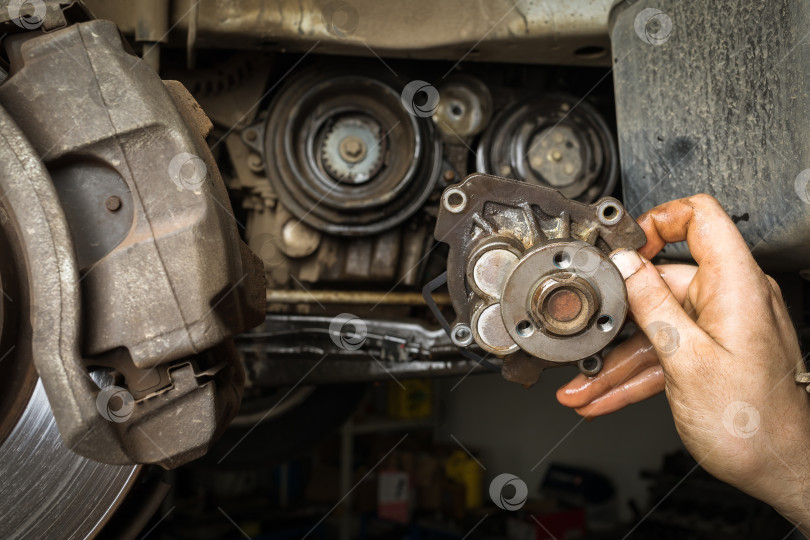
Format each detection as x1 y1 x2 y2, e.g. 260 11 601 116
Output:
0 20 264 468
435 173 646 386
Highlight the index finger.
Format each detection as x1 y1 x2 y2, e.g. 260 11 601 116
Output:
636 194 758 275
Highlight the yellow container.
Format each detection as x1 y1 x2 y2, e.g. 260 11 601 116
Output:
387 379 432 419
444 450 483 509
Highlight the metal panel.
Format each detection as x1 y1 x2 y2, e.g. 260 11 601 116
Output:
611 0 810 269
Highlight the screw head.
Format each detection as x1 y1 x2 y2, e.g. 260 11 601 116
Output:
105 195 122 212
338 136 367 163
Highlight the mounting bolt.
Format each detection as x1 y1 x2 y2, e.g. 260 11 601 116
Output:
339 136 367 163
105 195 122 212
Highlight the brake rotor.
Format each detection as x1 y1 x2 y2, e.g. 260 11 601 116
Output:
0 383 140 539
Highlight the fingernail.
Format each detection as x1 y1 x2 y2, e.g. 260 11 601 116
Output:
610 249 644 279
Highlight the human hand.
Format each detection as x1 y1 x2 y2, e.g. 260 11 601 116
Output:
557 194 810 531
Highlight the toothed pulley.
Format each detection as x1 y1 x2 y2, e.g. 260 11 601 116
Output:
262 70 442 236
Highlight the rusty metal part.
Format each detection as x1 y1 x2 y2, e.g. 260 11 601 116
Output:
261 68 441 236
82 0 612 67
0 20 264 468
434 173 645 386
500 240 626 361
546 288 583 323
535 273 596 332
476 94 618 202
266 289 451 306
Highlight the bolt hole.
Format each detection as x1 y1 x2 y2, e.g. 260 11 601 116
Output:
553 251 571 269
578 355 603 376
443 189 467 213
582 357 599 371
516 320 534 337
602 205 618 220
450 103 464 117
451 325 472 346
596 315 614 332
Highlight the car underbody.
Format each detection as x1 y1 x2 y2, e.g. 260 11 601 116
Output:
0 1 809 538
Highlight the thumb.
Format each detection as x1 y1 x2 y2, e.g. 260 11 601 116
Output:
610 249 704 366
